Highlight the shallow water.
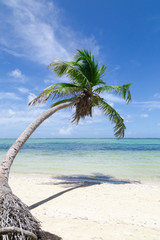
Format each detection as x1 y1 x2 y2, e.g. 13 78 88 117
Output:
0 138 160 182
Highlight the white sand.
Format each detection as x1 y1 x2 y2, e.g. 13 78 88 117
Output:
9 174 160 240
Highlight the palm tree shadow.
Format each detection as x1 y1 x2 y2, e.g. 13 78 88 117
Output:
41 231 62 240
29 173 140 210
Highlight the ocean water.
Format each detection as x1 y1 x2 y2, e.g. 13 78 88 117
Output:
0 138 160 182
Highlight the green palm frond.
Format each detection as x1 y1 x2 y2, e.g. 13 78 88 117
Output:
92 95 100 107
48 59 92 90
29 83 82 105
46 83 82 95
51 97 77 108
74 49 107 86
97 64 108 78
95 83 132 103
29 49 131 138
98 98 126 138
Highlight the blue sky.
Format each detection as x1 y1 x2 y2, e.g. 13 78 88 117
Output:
0 0 160 138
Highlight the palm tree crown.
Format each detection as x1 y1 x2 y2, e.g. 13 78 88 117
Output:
29 49 132 138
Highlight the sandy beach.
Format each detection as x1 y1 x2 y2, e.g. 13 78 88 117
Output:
8 174 160 240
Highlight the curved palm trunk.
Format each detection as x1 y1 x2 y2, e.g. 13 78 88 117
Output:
0 100 77 194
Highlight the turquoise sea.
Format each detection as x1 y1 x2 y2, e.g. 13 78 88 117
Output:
0 138 160 182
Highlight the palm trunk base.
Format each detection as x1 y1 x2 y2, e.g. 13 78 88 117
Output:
0 193 42 240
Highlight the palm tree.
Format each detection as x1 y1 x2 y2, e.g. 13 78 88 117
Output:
0 49 131 239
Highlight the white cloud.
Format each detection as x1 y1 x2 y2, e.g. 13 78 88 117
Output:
8 109 15 116
0 47 24 57
102 93 125 103
109 65 120 73
124 114 133 123
125 131 136 136
44 79 54 84
0 107 45 125
140 114 149 118
79 120 93 126
1 0 100 65
18 87 29 93
134 101 160 110
79 119 102 126
114 65 120 71
59 126 73 135
9 69 26 82
153 93 160 99
0 106 74 128
27 93 37 103
0 92 21 100
93 107 102 116
126 114 132 119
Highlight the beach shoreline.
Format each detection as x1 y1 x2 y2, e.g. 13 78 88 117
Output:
2 138 160 184
9 173 160 240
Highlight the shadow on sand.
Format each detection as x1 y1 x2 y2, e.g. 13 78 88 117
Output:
41 231 62 240
29 174 140 210
29 174 140 239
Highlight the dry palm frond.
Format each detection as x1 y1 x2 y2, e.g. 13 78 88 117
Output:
28 91 55 106
72 92 93 123
0 193 42 240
